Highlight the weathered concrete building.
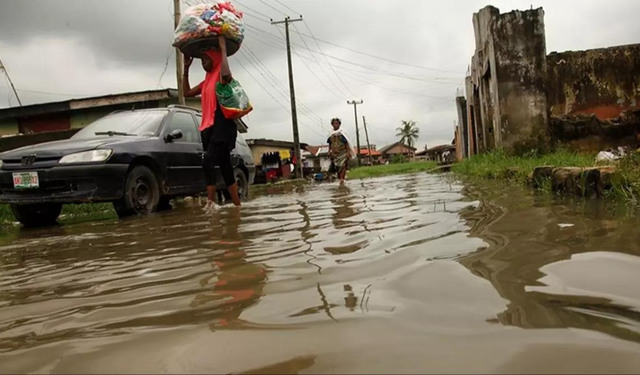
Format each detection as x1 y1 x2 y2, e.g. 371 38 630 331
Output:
462 6 549 156
547 44 640 151
458 5 640 157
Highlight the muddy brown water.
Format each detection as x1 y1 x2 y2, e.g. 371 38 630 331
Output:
2 173 640 373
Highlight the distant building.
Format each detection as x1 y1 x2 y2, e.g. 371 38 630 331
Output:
355 147 383 165
246 139 307 167
416 144 456 164
0 89 201 136
379 142 417 160
303 145 331 172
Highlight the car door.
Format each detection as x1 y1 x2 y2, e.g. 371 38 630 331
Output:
162 111 203 194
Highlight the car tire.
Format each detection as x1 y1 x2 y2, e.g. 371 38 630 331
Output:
234 168 249 200
11 203 62 227
114 166 160 218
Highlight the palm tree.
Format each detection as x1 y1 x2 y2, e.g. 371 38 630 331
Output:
396 120 419 160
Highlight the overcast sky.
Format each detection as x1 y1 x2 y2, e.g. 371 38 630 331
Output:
1 0 639 148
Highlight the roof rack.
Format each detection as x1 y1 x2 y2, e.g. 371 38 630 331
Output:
167 104 201 112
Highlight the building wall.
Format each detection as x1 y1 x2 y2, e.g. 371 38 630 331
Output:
466 6 550 155
70 108 114 129
455 96 469 158
492 8 549 153
547 44 640 120
19 113 70 134
383 144 414 155
0 119 19 136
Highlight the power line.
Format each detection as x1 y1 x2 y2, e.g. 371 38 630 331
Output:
157 42 175 89
241 46 324 126
291 22 345 99
259 0 288 17
233 0 272 21
290 28 463 75
246 23 461 84
236 52 291 114
276 25 342 100
244 28 455 102
0 85 89 97
236 50 324 138
299 22 356 97
273 0 298 15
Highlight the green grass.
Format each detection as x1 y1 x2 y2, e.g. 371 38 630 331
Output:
450 149 640 200
451 149 597 184
349 161 439 179
1 203 116 227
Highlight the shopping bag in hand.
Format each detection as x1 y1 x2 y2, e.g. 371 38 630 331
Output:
216 79 253 119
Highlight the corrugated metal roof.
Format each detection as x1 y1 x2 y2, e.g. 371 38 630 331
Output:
0 89 177 120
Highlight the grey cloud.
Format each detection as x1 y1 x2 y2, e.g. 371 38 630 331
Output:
1 0 639 147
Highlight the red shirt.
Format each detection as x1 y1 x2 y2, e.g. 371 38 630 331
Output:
199 50 222 132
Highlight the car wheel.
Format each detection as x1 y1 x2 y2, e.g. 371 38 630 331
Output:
114 166 160 217
11 203 62 227
234 168 249 199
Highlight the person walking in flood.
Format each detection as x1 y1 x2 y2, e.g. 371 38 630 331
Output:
328 118 356 184
184 36 241 209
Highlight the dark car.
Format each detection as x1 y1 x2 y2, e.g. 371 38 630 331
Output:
0 105 255 227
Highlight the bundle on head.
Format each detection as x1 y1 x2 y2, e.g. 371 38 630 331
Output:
172 1 245 57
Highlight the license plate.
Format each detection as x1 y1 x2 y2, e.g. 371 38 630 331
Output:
13 172 39 190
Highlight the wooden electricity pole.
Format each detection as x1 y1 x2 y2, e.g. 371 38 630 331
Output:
362 116 373 166
347 99 363 166
173 0 185 105
0 58 23 107
272 16 304 179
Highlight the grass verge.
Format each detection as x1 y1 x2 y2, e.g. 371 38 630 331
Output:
450 149 640 200
1 203 116 227
349 161 438 179
451 149 596 184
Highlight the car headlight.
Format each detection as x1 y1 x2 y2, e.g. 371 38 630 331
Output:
59 149 113 164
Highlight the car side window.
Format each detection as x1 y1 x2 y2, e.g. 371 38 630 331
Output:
166 112 199 143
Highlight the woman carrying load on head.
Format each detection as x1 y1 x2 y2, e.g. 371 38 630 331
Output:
327 118 356 184
183 35 241 209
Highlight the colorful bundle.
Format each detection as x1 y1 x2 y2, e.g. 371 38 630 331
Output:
172 1 245 52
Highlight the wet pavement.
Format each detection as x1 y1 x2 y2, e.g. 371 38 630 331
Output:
2 173 640 373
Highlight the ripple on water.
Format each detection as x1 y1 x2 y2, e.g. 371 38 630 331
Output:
5 173 640 373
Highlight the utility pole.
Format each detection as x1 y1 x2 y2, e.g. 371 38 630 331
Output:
362 116 373 166
272 16 304 179
347 99 363 166
0 58 23 107
173 0 185 106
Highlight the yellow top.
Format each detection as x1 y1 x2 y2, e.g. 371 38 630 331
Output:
279 150 291 159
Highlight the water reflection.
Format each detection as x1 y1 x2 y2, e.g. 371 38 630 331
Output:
458 180 640 344
3 173 640 372
191 209 268 331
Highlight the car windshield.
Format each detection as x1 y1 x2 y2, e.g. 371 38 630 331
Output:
72 111 167 140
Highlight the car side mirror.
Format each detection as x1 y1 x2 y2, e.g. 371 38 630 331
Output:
165 129 183 143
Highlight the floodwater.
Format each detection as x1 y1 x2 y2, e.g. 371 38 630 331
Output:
2 173 640 373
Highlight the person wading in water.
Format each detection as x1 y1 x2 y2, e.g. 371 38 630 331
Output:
184 36 241 209
327 118 356 184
